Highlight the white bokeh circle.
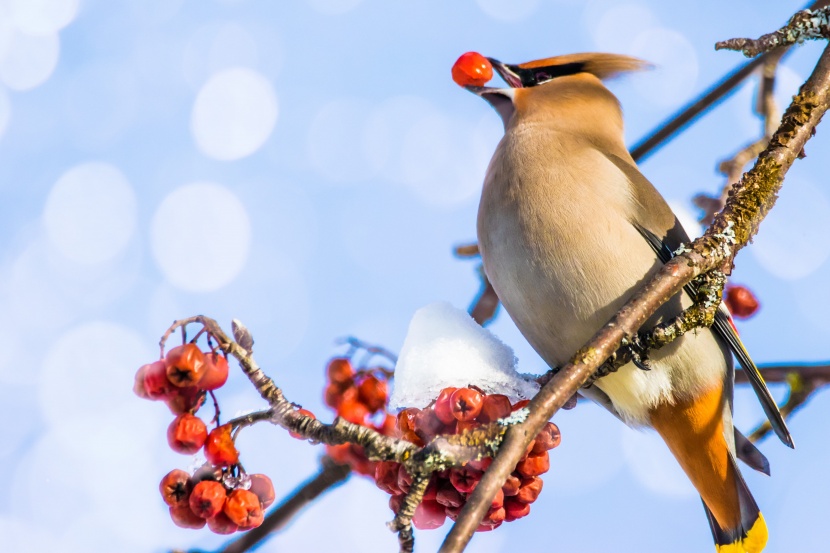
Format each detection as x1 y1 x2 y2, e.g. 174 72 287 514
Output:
151 182 252 292
43 162 138 265
630 28 698 107
0 28 59 90
306 0 364 16
191 67 278 160
751 178 830 280
8 0 79 35
476 0 539 21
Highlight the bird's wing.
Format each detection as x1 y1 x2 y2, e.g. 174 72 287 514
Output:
605 150 794 448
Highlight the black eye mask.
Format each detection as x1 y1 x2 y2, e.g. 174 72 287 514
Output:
497 61 587 88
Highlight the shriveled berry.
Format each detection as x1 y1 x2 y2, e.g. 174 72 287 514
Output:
326 357 354 385
375 461 401 495
436 483 464 508
289 408 316 439
207 511 238 535
504 497 531 521
159 469 192 507
205 424 239 467
224 489 264 529
484 506 506 526
516 451 550 478
397 464 413 495
143 360 176 399
413 500 447 530
165 386 206 415
450 388 483 422
531 422 561 454
451 52 494 87
450 466 483 494
725 284 760 319
200 352 229 391
189 480 227 519
323 382 348 409
516 477 544 504
396 408 419 435
357 375 387 413
502 474 521 497
455 419 480 435
489 487 505 511
433 387 458 424
248 473 275 509
166 344 206 388
468 456 492 472
170 505 206 529
133 364 151 399
167 414 208 455
479 394 512 423
413 408 443 442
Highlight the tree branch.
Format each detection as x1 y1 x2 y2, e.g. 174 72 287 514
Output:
440 39 830 553
716 7 830 57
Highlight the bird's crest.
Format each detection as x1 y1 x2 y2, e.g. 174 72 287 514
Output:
519 53 650 81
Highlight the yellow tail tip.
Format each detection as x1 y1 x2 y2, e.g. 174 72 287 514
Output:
715 513 768 553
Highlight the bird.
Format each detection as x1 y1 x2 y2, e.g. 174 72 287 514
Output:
463 52 793 553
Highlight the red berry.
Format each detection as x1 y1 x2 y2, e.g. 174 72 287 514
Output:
504 497 531 521
143 360 176 400
189 480 227 519
433 387 458 424
205 424 239 467
450 388 483 422
224 489 264 529
375 414 397 437
248 473 276 509
170 505 206 529
133 364 151 399
326 357 354 385
483 505 506 527
337 397 369 425
512 399 530 411
357 375 387 413
489 487 505 511
455 419 480 435
413 500 447 530
531 422 561 454
165 386 206 415
374 461 401 495
323 382 348 409
450 466 483 494
516 477 544 504
516 451 550 478
451 52 494 88
200 352 229 391
467 457 492 472
207 511 239 535
159 469 192 507
389 493 404 514
165 344 206 388
167 414 208 455
396 408 419 434
289 408 316 439
436 483 464 508
479 394 512 423
326 443 351 465
397 464 413 495
725 284 760 319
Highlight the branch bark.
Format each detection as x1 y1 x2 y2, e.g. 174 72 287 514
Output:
439 41 830 553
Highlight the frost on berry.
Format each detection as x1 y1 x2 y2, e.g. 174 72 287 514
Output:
248 473 275 509
160 469 192 507
224 489 264 529
189 480 227 519
205 424 239 467
165 344 206 388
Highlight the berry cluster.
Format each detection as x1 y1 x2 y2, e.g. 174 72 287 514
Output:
375 387 560 532
134 340 272 533
322 356 396 476
159 466 274 533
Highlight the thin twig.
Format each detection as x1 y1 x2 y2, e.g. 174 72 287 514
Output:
716 7 830 57
439 39 830 553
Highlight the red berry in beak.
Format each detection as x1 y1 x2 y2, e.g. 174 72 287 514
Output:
452 52 494 87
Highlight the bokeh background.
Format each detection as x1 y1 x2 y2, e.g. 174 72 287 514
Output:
0 0 828 551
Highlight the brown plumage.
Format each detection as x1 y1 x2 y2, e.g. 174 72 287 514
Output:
465 53 788 552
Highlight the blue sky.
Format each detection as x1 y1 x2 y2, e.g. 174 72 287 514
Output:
0 1 828 552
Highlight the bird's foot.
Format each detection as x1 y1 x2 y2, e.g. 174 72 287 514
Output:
583 335 651 388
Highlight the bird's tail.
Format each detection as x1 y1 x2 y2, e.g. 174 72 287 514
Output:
703 454 768 553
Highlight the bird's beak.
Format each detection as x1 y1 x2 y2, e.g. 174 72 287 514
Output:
487 57 526 88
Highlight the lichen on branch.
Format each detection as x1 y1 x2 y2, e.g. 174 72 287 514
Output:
716 7 830 57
